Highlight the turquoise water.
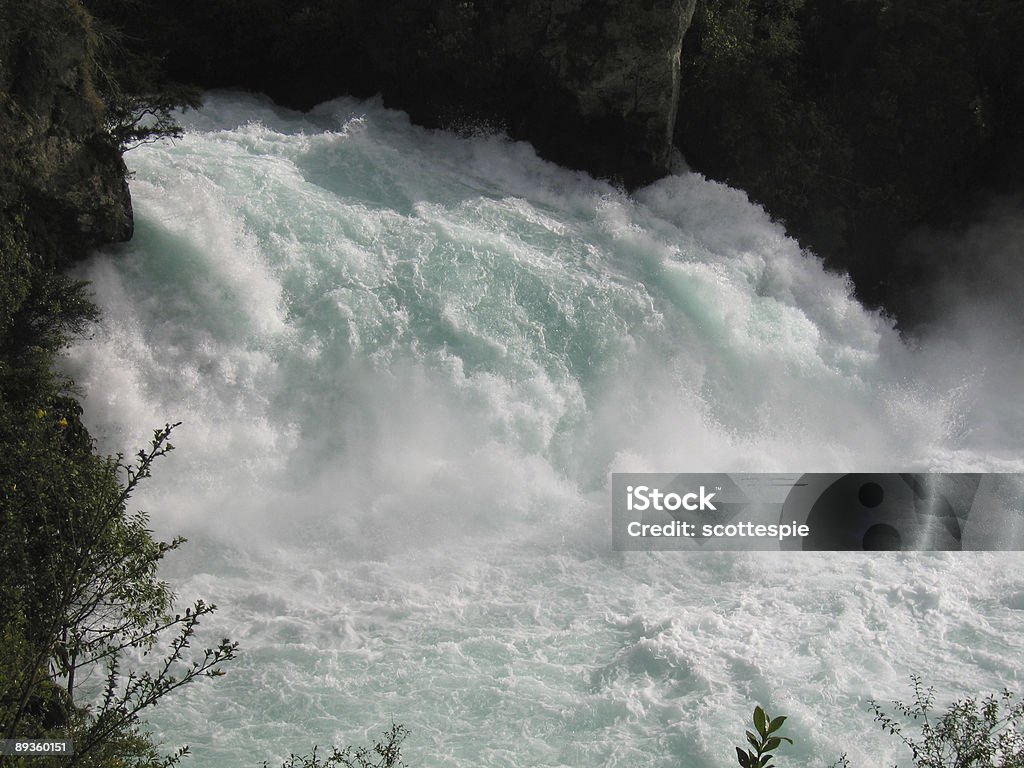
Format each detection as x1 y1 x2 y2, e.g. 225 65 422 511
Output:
66 92 1024 767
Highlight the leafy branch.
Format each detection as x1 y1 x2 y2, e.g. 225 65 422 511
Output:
735 705 794 768
266 723 410 768
870 675 1024 768
0 421 236 768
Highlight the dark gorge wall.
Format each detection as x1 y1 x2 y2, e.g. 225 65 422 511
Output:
2 0 134 376
675 0 1024 322
7 0 1024 327
84 0 1024 325
1 0 132 265
82 0 697 189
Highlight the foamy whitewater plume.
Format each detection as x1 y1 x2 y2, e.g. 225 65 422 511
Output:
898 198 1024 455
64 93 1024 768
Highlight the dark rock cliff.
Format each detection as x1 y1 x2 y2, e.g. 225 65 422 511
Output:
7 0 1021 328
83 0 696 189
485 0 698 188
399 0 699 188
676 0 1024 323
1 0 133 268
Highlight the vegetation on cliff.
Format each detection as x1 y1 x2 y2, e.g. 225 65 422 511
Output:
1 1 221 765
677 0 1024 317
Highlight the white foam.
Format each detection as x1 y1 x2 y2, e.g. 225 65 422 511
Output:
63 92 1024 768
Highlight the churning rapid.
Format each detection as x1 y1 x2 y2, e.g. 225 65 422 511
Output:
65 93 1024 767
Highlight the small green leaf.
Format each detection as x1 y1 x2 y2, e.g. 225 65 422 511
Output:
736 747 750 768
746 731 760 749
754 706 768 737
768 715 787 734
765 737 782 751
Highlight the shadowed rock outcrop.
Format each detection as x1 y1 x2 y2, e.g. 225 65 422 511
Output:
1 0 133 264
82 0 697 189
484 0 698 188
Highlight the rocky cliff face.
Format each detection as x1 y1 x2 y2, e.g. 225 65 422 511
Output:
1 0 133 268
676 0 1024 323
482 0 698 187
84 0 696 189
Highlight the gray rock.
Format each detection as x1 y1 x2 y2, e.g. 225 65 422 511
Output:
524 0 697 186
86 0 698 189
0 0 133 260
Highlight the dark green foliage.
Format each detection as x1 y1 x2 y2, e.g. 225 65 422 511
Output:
735 705 793 768
677 0 1024 315
266 724 409 768
759 679 1024 768
679 0 853 254
1 3 231 766
79 0 495 116
867 675 1024 768
100 71 199 152
80 0 367 110
0 422 238 768
0 207 34 340
83 0 201 151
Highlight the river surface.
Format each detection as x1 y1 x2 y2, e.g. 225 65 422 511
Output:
66 92 1024 768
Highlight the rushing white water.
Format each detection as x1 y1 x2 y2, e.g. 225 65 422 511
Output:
66 92 1024 767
